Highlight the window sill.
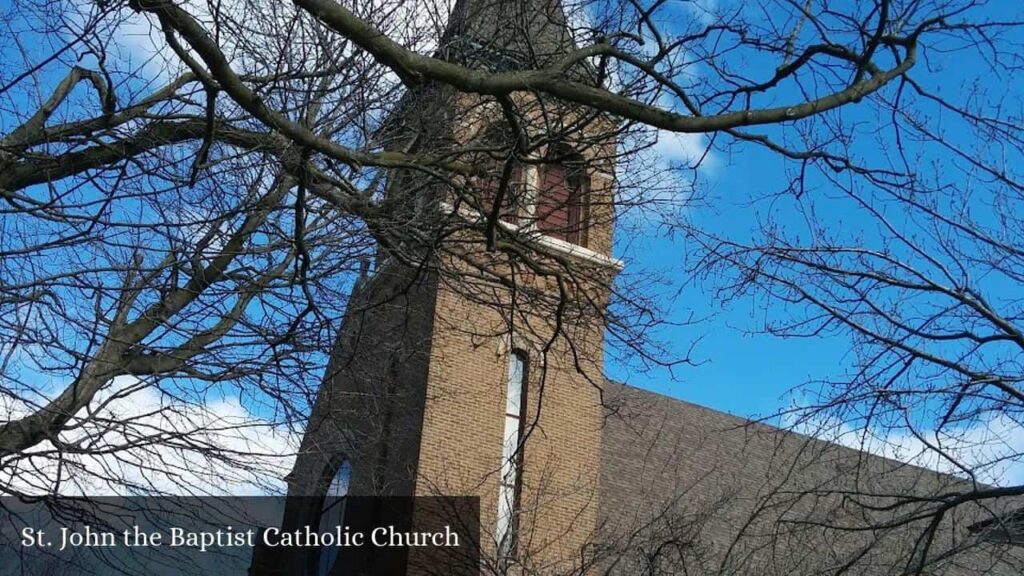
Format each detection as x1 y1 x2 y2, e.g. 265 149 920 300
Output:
528 231 624 270
440 202 624 271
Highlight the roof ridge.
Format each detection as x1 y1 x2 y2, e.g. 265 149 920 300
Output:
602 378 985 484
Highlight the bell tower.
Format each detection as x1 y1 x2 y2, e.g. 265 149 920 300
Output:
272 0 621 573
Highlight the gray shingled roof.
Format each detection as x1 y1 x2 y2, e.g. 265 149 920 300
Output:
596 380 1024 575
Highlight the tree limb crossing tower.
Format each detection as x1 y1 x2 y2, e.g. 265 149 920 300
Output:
264 0 622 573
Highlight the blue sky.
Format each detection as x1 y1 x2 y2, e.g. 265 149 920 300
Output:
601 0 1024 432
4 0 1011 427
5 0 1024 490
605 148 855 422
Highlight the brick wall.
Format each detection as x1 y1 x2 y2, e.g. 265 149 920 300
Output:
413 265 609 572
286 266 440 500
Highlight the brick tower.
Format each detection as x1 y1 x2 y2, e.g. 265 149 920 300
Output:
268 1 621 573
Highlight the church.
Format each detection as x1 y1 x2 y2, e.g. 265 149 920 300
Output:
253 1 1023 574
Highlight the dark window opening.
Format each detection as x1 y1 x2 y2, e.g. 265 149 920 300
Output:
536 156 587 245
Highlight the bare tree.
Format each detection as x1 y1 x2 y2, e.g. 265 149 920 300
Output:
0 0 390 494
4 0 1024 573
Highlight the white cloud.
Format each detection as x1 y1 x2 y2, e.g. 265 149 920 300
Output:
57 1 182 82
112 10 182 81
655 129 717 171
789 412 1024 487
687 0 719 27
0 376 300 496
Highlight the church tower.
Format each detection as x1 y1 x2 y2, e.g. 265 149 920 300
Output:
267 0 621 573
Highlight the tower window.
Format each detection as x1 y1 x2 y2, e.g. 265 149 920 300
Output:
475 125 524 225
496 351 527 564
318 459 352 576
479 164 525 225
536 158 587 245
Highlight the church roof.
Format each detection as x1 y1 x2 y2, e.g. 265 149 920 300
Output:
596 380 1024 575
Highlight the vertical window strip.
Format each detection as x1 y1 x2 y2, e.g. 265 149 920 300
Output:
497 351 526 563
537 162 588 245
318 459 352 576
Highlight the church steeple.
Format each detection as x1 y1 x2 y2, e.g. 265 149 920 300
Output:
439 0 579 69
262 2 618 574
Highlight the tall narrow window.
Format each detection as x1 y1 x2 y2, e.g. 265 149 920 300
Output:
537 157 587 245
318 459 352 576
496 351 527 564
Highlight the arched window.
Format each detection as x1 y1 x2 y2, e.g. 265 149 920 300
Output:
496 351 527 565
536 150 587 245
317 459 352 576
